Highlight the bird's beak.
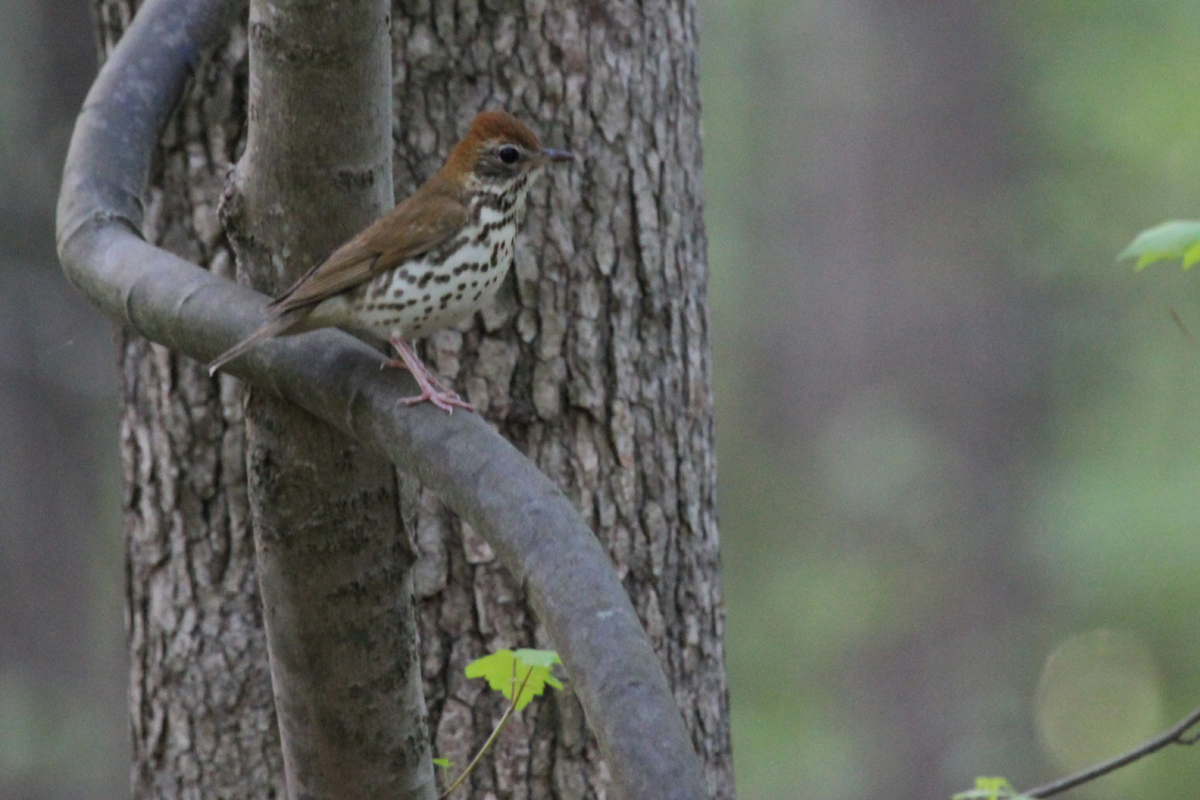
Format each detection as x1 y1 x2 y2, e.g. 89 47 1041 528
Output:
541 148 576 164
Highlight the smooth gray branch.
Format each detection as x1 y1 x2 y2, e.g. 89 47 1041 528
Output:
54 0 708 797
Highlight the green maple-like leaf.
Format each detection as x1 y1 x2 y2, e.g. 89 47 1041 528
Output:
952 776 1033 800
464 649 563 711
1118 220 1200 270
513 648 562 668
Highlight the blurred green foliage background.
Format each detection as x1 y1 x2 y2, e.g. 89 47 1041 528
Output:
702 2 1200 799
3 1 1200 799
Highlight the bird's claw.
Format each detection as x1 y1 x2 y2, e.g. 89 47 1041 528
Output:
382 357 473 414
400 387 474 414
383 337 473 414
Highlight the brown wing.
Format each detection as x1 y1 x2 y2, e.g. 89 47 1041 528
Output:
268 188 468 313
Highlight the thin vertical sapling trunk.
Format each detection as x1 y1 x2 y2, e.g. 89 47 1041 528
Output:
221 0 435 797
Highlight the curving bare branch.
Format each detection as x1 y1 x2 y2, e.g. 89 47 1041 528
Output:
55 0 709 797
1024 703 1200 798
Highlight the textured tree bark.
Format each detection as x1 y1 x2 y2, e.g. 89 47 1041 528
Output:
221 0 435 797
388 2 733 797
96 0 730 796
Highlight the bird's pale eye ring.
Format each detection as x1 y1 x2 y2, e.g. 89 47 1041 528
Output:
498 145 521 165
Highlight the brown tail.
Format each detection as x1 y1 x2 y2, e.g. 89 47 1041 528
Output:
208 309 308 375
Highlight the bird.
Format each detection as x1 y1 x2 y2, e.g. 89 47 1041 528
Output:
208 110 574 412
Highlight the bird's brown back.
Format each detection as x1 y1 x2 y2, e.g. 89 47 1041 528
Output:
268 176 469 313
268 110 542 314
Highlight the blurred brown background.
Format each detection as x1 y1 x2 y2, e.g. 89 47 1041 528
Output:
5 1 1200 799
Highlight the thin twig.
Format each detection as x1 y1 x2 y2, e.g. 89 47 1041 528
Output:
439 665 535 799
1168 307 1196 345
1024 702 1200 798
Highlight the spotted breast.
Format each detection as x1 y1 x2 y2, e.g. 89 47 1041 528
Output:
346 172 531 341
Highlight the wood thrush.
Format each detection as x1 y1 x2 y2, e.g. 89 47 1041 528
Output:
209 111 574 412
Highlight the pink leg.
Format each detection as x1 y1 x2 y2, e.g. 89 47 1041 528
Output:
385 336 474 414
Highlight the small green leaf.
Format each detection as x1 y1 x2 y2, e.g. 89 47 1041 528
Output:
976 777 1012 790
514 649 563 669
1183 241 1200 269
432 758 453 769
1135 251 1176 271
465 649 563 711
951 776 1032 800
1118 220 1200 270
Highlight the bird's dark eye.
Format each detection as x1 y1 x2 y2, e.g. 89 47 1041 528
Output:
498 145 521 165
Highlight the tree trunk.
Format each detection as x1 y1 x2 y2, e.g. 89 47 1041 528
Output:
220 0 435 797
100 0 731 795
389 2 733 797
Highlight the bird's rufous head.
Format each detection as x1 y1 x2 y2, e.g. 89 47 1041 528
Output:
443 111 574 186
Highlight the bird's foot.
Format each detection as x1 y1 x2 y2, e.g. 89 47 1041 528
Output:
401 384 474 414
384 337 474 414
